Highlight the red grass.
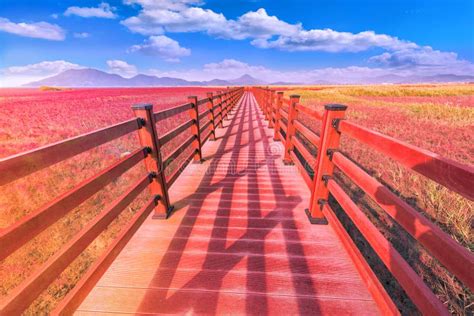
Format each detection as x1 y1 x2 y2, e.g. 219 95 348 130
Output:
0 87 215 313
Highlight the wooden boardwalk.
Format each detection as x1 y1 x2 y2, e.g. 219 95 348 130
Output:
77 92 380 315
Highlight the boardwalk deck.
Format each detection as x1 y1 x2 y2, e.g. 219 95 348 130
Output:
77 92 381 315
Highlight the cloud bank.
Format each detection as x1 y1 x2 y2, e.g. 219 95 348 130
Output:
65 2 117 19
0 17 65 40
121 0 472 73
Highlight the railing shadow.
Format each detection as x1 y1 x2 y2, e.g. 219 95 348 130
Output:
135 91 320 314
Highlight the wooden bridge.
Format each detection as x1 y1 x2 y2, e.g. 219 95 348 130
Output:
0 87 472 315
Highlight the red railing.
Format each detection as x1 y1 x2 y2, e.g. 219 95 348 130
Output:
252 86 474 316
0 87 244 314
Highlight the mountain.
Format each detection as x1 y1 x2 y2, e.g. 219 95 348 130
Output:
229 74 265 85
24 69 269 87
25 69 129 87
24 68 474 87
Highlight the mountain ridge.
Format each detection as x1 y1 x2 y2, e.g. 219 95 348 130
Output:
24 68 474 87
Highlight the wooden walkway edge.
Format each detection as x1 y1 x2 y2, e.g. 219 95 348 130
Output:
76 92 382 315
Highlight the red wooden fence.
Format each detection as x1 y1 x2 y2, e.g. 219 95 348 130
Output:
252 86 474 316
0 87 244 314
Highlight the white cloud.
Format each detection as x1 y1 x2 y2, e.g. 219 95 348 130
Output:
1 60 83 86
128 35 191 62
124 0 204 11
0 17 65 40
146 59 392 83
3 60 82 76
106 59 138 77
121 2 416 52
122 6 228 36
145 58 474 84
73 32 90 38
121 1 473 76
252 29 417 52
64 2 117 19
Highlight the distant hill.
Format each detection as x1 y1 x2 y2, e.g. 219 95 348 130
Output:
24 69 268 87
228 74 265 85
24 68 474 87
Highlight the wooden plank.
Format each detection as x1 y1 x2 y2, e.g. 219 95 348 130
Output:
163 135 195 164
296 103 323 120
166 149 196 188
153 103 193 122
75 90 383 315
0 148 147 261
0 174 151 314
159 120 193 146
53 197 156 315
0 118 140 186
332 151 474 290
294 120 320 146
322 204 400 315
290 151 312 188
339 120 474 200
327 178 448 315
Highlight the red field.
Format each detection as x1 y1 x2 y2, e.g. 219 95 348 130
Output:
0 87 216 313
0 85 473 314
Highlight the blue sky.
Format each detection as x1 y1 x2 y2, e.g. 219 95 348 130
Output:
0 0 473 85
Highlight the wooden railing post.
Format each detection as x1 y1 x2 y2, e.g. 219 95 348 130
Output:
264 87 270 122
307 104 347 224
273 91 283 141
188 96 203 162
268 90 275 128
206 92 216 141
132 104 171 218
216 92 223 127
283 95 300 164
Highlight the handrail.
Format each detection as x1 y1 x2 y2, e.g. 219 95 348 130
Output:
326 179 448 315
0 147 147 261
0 118 140 186
252 86 473 315
0 86 244 314
0 174 152 313
338 120 474 200
159 119 194 146
332 151 474 289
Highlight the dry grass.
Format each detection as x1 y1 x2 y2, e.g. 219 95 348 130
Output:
0 87 213 313
286 83 474 314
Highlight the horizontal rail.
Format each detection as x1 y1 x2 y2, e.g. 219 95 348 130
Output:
200 120 212 134
327 179 448 315
339 120 474 200
163 135 195 164
199 109 210 121
202 128 213 145
321 204 400 315
0 147 147 261
159 120 193 146
153 103 192 122
332 151 474 290
279 108 288 120
294 120 320 146
295 103 323 120
280 120 288 134
0 118 140 186
54 196 156 315
290 151 312 188
292 136 315 170
197 98 210 106
0 174 151 313
167 149 196 187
